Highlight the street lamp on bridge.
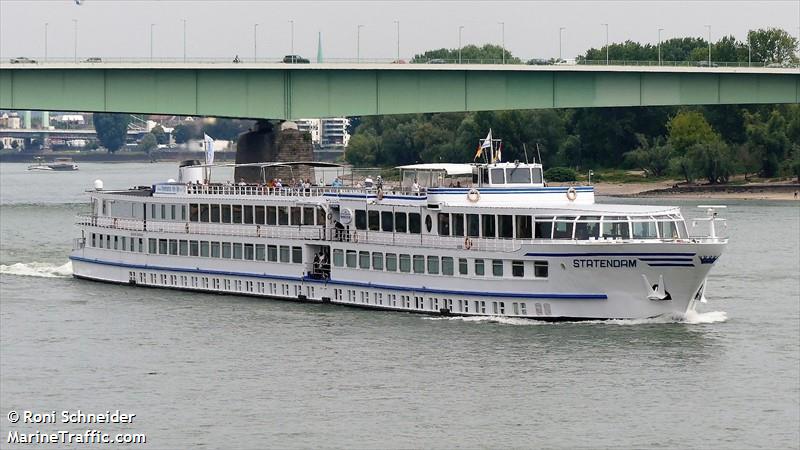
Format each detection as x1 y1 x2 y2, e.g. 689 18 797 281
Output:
44 23 49 62
458 26 464 63
357 24 364 62
498 22 505 64
182 19 187 63
253 23 259 62
72 19 78 63
289 20 295 56
558 27 565 61
704 24 711 65
393 20 400 61
601 23 609 65
658 28 664 65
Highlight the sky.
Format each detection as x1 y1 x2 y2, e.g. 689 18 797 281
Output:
1 0 799 61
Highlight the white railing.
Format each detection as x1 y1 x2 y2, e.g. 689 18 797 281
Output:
184 184 425 198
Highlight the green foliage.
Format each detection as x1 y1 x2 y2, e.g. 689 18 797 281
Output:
412 44 521 64
93 113 131 153
745 109 791 177
669 155 695 183
782 145 800 181
748 28 799 64
667 110 719 155
687 140 735 184
344 131 380 167
544 167 577 182
202 119 251 141
623 135 672 177
150 125 169 145
173 123 199 144
137 133 158 154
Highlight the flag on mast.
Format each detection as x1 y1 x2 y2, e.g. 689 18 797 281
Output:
493 141 503 163
474 129 492 161
204 133 215 165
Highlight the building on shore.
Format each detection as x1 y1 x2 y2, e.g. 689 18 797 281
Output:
294 117 350 161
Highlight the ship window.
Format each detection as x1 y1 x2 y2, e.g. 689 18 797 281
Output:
372 252 384 270
394 212 407 233
211 242 221 258
97 234 103 249
210 204 220 223
222 242 232 258
490 168 505 184
232 205 242 224
105 235 110 248
161 204 166 219
278 207 289 225
632 219 657 239
233 243 243 259
181 205 186 221
553 216 576 239
438 213 450 236
399 254 411 272
466 214 480 237
515 216 533 239
268 245 278 261
381 211 393 232
171 205 176 220
512 260 524 277
292 247 302 263
498 215 513 238
179 240 188 256
602 218 630 239
190 241 199 256
346 250 357 268
91 233 96 247
492 260 504 277
200 241 209 257
459 258 468 275
221 204 231 223
354 210 367 230
317 207 326 226
442 257 454 276
386 253 397 271
575 216 601 240
255 206 265 225
534 217 554 239
290 207 301 226
413 255 425 274
475 259 485 276
508 167 532 183
657 220 679 239
199 204 210 222
481 214 496 238
409 213 421 234
114 236 119 250
532 168 543 184
452 213 464 236
157 239 166 254
303 207 315 226
333 249 344 267
280 246 290 263
427 256 440 274
534 261 549 278
255 244 265 261
189 203 200 221
368 210 380 231
676 220 688 238
244 244 254 260
244 206 254 224
266 206 277 225
359 251 370 269
425 215 433 233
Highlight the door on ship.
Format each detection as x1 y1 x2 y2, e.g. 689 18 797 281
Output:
306 245 331 280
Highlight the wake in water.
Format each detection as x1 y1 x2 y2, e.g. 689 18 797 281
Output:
424 310 727 326
0 261 73 278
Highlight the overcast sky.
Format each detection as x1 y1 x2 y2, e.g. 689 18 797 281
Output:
1 1 799 61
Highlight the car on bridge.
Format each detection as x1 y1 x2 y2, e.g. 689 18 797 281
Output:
9 57 37 64
283 55 310 64
84 57 102 63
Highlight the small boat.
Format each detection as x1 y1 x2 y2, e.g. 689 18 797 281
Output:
48 157 79 171
27 157 53 171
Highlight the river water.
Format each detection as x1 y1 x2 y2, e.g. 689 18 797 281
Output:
1 162 798 449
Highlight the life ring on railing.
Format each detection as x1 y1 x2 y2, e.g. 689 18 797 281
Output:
376 189 384 201
327 212 333 221
467 188 481 203
185 223 190 233
566 187 577 201
464 237 473 250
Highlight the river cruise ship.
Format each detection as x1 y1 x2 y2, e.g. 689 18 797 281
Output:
69 156 727 320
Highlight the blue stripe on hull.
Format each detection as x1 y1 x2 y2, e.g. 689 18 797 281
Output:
525 252 696 257
69 255 607 301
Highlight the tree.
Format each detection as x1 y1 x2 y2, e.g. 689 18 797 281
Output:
202 119 251 141
687 140 735 184
94 113 131 152
735 144 760 181
747 28 799 64
137 133 158 155
544 167 577 182
669 155 696 183
412 44 521 64
150 125 169 145
667 110 719 155
173 123 199 144
745 110 791 177
623 134 672 177
344 131 380 167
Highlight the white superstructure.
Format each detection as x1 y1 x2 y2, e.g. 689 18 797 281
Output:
69 156 727 320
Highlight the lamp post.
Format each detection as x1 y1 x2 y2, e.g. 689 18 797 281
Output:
658 28 663 65
357 24 364 62
498 22 505 64
601 23 608 64
289 20 294 56
558 27 565 61
44 23 48 62
705 24 711 65
253 23 259 62
182 19 187 62
393 20 400 61
150 24 155 61
747 32 751 67
72 19 78 63
458 25 464 63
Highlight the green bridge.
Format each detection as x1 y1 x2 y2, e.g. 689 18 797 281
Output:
1 63 798 119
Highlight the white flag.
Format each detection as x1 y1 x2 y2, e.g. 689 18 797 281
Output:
204 133 215 165
480 129 493 149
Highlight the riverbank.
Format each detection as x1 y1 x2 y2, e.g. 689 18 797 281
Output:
0 151 236 163
593 180 800 201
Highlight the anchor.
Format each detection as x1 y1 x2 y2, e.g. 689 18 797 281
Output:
642 274 671 301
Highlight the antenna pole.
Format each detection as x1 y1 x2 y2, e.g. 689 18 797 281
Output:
535 143 543 166
523 143 530 164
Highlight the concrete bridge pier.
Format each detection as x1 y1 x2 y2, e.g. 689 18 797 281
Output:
234 120 314 183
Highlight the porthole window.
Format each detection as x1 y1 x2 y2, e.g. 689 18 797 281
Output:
425 215 433 233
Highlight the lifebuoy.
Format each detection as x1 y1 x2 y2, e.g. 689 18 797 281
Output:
566 187 577 201
464 237 473 250
326 212 333 221
467 188 480 202
376 189 384 201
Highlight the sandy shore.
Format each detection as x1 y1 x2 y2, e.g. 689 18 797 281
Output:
591 181 800 201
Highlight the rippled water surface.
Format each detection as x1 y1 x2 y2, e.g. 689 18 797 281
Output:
1 163 798 449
